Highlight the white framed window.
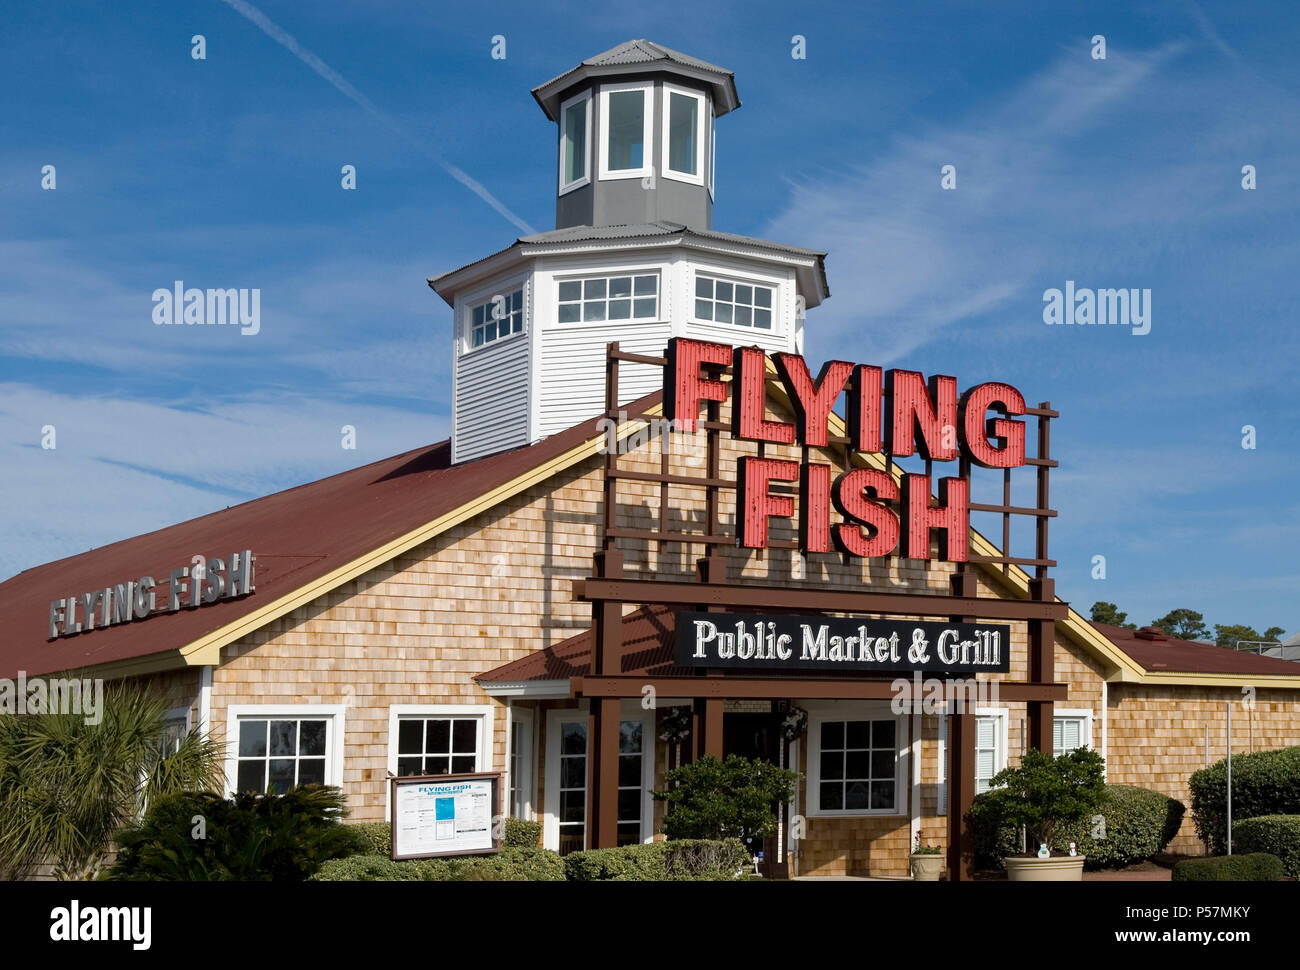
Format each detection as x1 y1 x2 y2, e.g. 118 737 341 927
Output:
466 286 525 350
974 708 1008 794
661 83 705 186
509 711 534 820
1053 709 1093 756
807 704 905 816
616 706 654 847
557 272 659 323
225 705 345 795
708 101 716 199
386 704 493 779
598 81 653 180
558 90 591 194
161 706 191 757
694 273 774 329
545 709 589 855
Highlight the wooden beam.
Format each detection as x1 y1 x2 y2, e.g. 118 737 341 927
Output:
573 676 1068 701
575 578 1070 621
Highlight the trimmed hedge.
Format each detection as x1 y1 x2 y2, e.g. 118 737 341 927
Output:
1233 816 1300 878
339 817 539 856
1171 853 1284 882
1189 746 1300 855
973 784 1184 870
503 817 542 848
563 839 749 881
311 847 564 881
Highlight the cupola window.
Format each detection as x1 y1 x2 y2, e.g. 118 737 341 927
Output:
558 273 658 323
663 84 705 185
558 91 590 193
468 287 524 348
694 274 773 329
599 82 653 179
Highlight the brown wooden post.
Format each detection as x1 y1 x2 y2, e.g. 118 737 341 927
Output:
1028 403 1056 755
946 708 977 880
946 565 979 881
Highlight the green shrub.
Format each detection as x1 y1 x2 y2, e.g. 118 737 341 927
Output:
1189 746 1300 855
110 786 359 881
651 754 799 841
974 783 1182 870
311 848 563 881
344 821 392 856
1171 853 1284 882
1232 816 1300 878
969 748 1106 854
563 839 749 881
1053 785 1184 869
503 817 542 848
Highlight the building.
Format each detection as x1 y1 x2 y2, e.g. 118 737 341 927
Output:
5 40 1299 878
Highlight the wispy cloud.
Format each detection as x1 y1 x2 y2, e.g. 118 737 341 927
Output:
215 0 536 234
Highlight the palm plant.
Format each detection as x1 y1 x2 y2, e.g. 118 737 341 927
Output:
0 684 221 880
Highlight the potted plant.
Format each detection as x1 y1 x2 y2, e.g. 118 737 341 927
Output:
909 830 944 881
970 747 1106 881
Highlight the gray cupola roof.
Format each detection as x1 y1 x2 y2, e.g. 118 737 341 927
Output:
531 39 741 122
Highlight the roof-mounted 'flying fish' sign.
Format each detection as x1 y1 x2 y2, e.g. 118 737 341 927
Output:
47 551 255 640
664 338 1028 563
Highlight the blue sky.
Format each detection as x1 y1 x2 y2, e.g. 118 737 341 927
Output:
2 0 1297 639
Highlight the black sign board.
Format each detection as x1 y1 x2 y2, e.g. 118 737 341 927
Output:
675 611 1011 674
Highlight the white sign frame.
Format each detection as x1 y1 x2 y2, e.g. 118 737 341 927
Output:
390 772 502 860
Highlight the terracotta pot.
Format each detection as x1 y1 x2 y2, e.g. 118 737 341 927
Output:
910 853 945 881
1003 855 1085 881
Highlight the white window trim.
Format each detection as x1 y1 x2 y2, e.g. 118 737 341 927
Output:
1053 708 1094 755
598 80 654 181
544 707 589 852
163 705 191 731
805 702 907 818
974 707 1009 794
558 90 591 195
385 704 495 817
661 82 706 186
224 704 346 797
460 278 529 355
509 708 534 821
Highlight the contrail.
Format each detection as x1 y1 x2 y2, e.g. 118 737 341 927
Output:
217 0 536 234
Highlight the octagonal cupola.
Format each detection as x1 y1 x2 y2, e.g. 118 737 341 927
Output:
430 42 828 465
531 39 740 232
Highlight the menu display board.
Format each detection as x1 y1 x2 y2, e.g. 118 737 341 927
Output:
390 772 501 860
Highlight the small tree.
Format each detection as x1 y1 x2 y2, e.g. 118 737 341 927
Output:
970 748 1106 856
651 754 798 842
0 685 221 880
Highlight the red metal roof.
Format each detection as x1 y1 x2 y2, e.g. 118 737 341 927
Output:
477 605 681 682
0 395 660 679
1090 623 1300 676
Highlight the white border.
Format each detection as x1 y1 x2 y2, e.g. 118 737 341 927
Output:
661 82 705 186
223 704 346 796
508 707 534 820
804 701 907 817
598 80 654 181
558 89 591 195
690 267 781 334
